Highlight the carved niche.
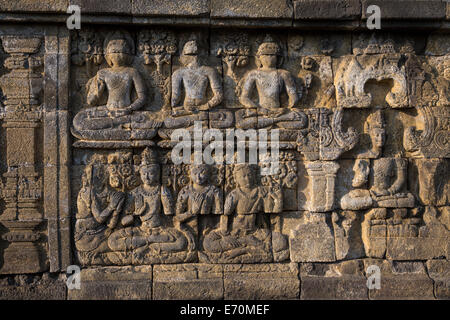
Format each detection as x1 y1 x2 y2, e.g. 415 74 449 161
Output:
334 34 409 109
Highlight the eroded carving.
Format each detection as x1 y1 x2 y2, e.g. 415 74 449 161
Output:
74 148 195 266
237 37 306 130
201 163 286 263
335 35 409 108
165 39 223 129
296 108 358 161
71 31 161 147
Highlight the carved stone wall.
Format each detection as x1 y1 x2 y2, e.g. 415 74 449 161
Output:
0 0 449 300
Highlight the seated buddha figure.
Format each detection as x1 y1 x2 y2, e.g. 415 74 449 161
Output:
72 31 160 141
107 148 193 264
164 40 223 129
202 164 282 263
371 157 415 208
237 39 307 130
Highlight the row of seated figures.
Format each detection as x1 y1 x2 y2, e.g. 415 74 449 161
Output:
75 148 289 265
71 31 308 148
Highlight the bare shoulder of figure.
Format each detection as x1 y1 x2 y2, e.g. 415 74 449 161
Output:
244 69 259 79
278 69 292 78
172 67 184 77
201 65 218 75
97 68 108 77
128 67 140 75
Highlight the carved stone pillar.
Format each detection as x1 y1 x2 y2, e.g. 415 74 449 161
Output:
0 35 46 274
305 161 340 212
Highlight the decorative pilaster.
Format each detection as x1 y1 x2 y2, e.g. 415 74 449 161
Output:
0 35 46 274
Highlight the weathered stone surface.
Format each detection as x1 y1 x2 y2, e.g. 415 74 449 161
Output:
70 0 131 14
426 34 450 56
153 264 223 300
223 263 299 300
290 211 336 262
364 260 435 300
300 260 368 299
361 0 446 20
68 266 152 300
0 0 68 12
294 0 361 20
426 259 450 300
332 211 365 260
133 0 209 17
211 0 292 19
0 5 449 301
0 273 66 300
447 1 450 20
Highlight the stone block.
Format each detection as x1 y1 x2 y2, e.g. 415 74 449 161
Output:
0 0 68 12
290 212 336 262
294 0 361 20
224 263 300 300
361 0 446 20
69 0 131 14
426 259 450 300
0 274 66 300
300 260 368 300
211 0 292 19
364 260 435 300
132 0 209 16
153 264 223 300
332 211 365 260
68 266 152 300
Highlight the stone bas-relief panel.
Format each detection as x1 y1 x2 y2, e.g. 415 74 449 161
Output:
0 24 448 299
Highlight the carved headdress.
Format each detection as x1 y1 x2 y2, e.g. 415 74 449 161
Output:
257 35 281 56
364 108 385 133
182 40 199 56
141 147 159 166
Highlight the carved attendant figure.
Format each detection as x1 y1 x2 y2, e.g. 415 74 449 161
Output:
340 109 414 210
357 109 387 158
107 149 192 262
237 38 306 129
202 164 282 263
340 159 373 210
75 157 125 265
175 163 223 222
